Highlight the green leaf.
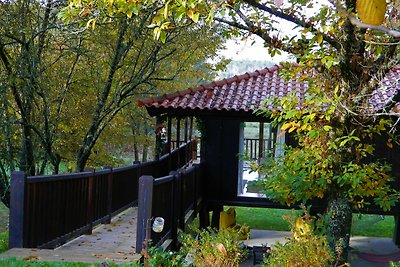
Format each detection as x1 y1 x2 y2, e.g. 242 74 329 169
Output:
323 125 332 131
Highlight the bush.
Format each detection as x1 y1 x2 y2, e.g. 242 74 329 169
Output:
0 230 8 253
266 208 335 267
146 246 185 267
180 227 248 267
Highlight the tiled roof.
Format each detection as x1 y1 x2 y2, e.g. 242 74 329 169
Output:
138 65 400 116
370 67 400 112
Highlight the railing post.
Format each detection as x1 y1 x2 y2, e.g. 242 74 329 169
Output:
86 170 94 234
103 166 113 224
136 175 154 254
192 164 199 215
171 171 182 249
9 171 27 248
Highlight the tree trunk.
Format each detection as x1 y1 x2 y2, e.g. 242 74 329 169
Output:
20 125 36 176
327 191 353 264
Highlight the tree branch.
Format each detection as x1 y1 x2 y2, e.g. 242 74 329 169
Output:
241 0 340 50
329 0 400 38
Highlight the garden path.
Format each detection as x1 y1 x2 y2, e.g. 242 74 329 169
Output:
0 207 141 264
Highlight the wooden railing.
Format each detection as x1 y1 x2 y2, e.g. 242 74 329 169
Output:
9 140 197 249
136 163 204 253
244 138 274 160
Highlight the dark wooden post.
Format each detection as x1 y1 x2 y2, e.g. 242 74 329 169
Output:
393 216 400 246
192 164 198 215
171 171 182 249
155 116 162 160
258 122 264 162
103 166 113 223
184 117 188 143
211 205 224 229
86 170 94 234
136 175 154 254
167 116 172 153
176 117 181 167
9 171 27 248
167 116 172 171
199 205 210 229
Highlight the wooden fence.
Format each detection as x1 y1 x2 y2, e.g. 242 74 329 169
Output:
136 163 204 254
9 140 197 249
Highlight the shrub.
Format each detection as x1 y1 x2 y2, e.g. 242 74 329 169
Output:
147 246 185 267
0 230 8 253
180 227 248 267
266 208 335 267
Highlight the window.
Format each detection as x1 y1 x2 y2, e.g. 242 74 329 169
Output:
237 122 285 197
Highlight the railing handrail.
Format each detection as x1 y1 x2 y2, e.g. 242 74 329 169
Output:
9 138 197 249
136 161 204 253
26 171 94 183
154 175 174 186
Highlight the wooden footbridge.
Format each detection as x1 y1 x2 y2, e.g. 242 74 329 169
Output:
3 140 203 263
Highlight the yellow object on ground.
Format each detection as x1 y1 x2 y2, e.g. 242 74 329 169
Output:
220 208 250 240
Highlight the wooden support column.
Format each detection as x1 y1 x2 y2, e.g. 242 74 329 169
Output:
393 216 400 246
136 175 154 254
167 116 172 153
184 117 189 143
267 123 273 157
155 116 162 160
184 117 189 164
199 205 210 229
258 122 264 162
176 117 181 167
167 116 172 171
9 171 27 248
189 117 194 161
211 205 224 229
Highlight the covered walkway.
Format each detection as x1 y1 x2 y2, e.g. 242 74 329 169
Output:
1 207 140 264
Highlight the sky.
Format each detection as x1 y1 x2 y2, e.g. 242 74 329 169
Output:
220 37 291 64
218 0 329 63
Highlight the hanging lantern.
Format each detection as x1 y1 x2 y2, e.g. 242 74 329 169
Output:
356 0 387 26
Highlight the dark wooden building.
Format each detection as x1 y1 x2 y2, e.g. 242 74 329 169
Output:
139 65 400 231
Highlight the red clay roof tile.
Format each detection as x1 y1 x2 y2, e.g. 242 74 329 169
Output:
138 65 400 115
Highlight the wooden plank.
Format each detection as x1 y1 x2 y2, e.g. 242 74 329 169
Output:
136 176 154 254
9 171 26 248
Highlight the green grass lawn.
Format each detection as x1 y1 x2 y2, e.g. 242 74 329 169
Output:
234 207 395 238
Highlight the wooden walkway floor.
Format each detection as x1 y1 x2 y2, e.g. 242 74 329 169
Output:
0 207 141 263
